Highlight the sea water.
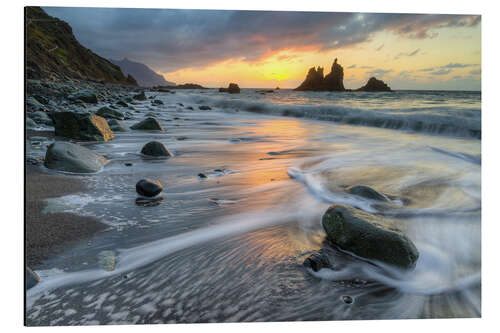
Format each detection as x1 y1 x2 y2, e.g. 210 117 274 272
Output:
26 88 481 324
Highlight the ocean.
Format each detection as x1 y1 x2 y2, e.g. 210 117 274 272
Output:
26 88 481 324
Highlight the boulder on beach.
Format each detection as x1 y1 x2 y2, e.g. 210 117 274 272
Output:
141 141 172 157
152 99 164 105
136 179 163 197
96 106 125 120
53 112 115 141
133 91 147 101
199 105 212 110
130 117 164 131
44 141 108 173
107 119 128 132
322 204 419 269
346 185 389 202
116 100 128 107
26 267 40 290
68 89 98 104
357 77 392 92
219 83 240 94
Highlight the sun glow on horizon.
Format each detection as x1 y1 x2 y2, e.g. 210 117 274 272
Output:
157 25 480 90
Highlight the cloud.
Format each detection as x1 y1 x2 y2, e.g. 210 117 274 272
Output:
360 65 374 69
430 69 452 75
418 67 435 72
367 68 393 77
347 64 356 69
42 7 481 72
394 48 420 59
440 62 478 68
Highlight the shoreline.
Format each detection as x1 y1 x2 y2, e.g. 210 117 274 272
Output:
25 139 107 267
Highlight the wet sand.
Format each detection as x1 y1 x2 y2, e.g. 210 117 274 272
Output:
25 152 107 267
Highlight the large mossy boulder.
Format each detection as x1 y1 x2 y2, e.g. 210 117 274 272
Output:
130 117 164 131
141 141 172 157
53 112 115 141
44 141 108 173
96 106 124 120
68 89 98 104
322 204 419 269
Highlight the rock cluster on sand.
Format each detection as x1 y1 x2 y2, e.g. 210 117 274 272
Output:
357 77 392 92
130 117 164 131
219 83 240 94
141 141 172 157
96 106 125 120
136 179 163 197
321 204 419 269
53 112 115 141
295 58 345 91
44 141 108 173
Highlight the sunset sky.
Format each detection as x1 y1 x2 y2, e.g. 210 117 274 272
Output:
44 7 481 90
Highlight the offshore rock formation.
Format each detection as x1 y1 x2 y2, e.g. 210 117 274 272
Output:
219 83 240 93
295 58 345 91
357 77 392 92
26 7 137 85
296 58 392 92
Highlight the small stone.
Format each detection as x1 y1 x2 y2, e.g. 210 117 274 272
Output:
342 296 354 304
136 179 163 197
198 173 207 179
199 105 212 110
135 196 164 207
125 162 133 166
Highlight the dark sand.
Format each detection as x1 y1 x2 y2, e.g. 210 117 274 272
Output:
25 132 107 267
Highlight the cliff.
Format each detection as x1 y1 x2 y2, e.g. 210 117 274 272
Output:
26 7 137 85
110 58 175 87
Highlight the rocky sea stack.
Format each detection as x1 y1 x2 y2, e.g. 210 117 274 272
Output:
219 83 240 94
357 77 392 92
295 58 392 92
295 58 345 91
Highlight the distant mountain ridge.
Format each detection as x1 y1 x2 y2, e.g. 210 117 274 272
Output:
109 58 175 87
26 7 137 85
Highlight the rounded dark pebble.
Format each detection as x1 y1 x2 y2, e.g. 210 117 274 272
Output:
198 173 207 179
125 163 133 166
136 179 163 197
342 295 354 304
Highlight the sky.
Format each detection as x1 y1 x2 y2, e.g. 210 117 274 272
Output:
43 7 481 90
